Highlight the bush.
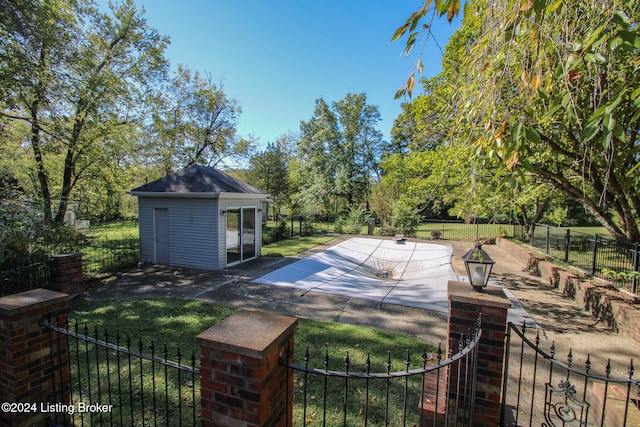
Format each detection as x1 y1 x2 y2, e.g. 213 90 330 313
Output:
301 221 315 236
343 207 371 235
389 199 421 237
265 221 289 245
430 230 442 240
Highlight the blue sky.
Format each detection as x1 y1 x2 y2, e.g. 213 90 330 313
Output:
132 1 460 147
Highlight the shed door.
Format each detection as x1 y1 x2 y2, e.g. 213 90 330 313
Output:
242 208 256 260
154 208 169 264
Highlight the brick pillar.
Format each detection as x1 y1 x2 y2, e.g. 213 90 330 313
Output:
447 280 511 427
0 289 71 427
419 367 447 424
49 253 83 299
196 310 298 427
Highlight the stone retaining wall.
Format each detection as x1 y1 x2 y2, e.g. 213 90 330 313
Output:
496 237 640 343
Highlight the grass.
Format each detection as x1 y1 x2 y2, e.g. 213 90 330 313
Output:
66 298 436 425
262 235 334 256
85 220 139 239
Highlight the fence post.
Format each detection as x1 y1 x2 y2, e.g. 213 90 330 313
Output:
0 289 70 427
564 229 571 264
196 310 298 427
49 253 84 299
446 280 511 427
545 225 550 255
632 243 639 294
592 234 599 276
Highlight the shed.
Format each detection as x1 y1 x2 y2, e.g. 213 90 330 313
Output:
129 165 268 270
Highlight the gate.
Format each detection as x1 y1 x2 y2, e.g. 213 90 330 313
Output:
40 314 200 427
282 316 482 426
501 322 640 426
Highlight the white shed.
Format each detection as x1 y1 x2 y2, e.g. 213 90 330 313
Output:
129 165 268 270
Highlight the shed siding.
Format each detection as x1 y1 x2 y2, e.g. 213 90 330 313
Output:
138 197 219 269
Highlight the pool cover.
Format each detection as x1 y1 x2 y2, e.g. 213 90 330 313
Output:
253 238 537 326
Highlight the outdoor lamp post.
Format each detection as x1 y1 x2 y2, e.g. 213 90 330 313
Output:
462 242 495 291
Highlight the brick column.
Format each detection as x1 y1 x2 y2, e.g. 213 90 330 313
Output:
196 310 298 427
0 289 71 427
49 253 83 299
448 280 511 427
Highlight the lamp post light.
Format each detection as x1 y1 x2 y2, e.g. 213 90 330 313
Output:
462 242 495 291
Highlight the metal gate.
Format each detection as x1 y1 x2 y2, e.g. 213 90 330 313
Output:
282 316 482 426
501 322 640 426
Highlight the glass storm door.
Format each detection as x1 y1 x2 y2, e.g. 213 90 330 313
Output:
226 209 241 265
226 208 257 266
242 208 256 260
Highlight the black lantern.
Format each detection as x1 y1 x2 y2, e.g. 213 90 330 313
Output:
462 242 495 291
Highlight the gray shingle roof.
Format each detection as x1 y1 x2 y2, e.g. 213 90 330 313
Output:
130 165 265 195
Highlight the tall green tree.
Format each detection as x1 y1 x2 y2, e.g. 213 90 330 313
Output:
146 66 251 174
247 135 294 218
395 0 640 242
1 0 168 224
297 93 383 212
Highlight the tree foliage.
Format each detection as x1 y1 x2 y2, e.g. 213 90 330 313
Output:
395 0 640 242
296 93 383 212
1 0 169 224
146 66 251 174
247 135 294 218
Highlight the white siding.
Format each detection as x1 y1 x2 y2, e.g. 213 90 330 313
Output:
138 197 219 269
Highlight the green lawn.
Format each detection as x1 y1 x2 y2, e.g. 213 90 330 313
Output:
262 235 334 256
67 298 435 425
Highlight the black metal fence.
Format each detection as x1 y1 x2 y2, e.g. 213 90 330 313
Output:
82 235 139 280
0 254 51 297
531 224 640 294
265 217 521 242
502 321 640 426
0 235 139 296
282 317 482 426
41 315 200 427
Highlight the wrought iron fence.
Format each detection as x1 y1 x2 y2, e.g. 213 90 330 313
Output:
0 254 51 297
82 235 139 280
531 224 640 294
40 315 200 427
281 317 482 426
264 217 521 243
502 321 640 426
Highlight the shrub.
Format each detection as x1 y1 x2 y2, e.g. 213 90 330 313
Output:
301 221 315 236
389 199 421 237
430 230 442 240
342 207 371 235
265 221 289 245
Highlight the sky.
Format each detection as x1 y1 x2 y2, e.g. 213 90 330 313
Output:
130 1 461 148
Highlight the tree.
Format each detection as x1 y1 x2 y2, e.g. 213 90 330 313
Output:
1 0 169 224
297 93 383 213
247 135 294 218
395 0 640 242
146 66 251 174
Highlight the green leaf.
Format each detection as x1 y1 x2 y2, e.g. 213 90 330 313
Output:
584 53 608 65
613 10 630 27
581 120 601 143
524 126 540 144
619 30 640 49
512 121 523 142
391 24 409 42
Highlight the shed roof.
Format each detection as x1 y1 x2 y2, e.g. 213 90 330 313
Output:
129 165 266 197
